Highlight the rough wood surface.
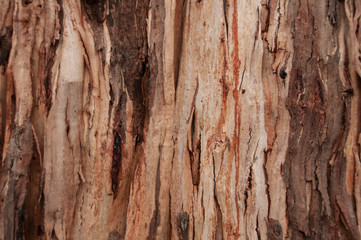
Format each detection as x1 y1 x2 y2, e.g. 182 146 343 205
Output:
1 0 361 239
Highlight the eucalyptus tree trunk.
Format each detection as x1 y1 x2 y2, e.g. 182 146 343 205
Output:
1 0 361 239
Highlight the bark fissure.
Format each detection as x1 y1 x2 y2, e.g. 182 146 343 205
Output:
174 0 188 94
222 0 229 40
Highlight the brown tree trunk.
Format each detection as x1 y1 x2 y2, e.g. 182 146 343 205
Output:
1 0 361 239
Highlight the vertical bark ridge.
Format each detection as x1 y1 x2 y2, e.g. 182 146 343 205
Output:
343 0 361 237
124 0 175 238
0 1 37 239
261 0 292 238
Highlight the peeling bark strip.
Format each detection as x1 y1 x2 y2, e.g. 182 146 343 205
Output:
1 0 361 239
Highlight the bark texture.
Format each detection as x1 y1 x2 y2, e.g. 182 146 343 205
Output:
0 0 361 239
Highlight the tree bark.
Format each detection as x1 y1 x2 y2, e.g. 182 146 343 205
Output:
1 0 361 239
